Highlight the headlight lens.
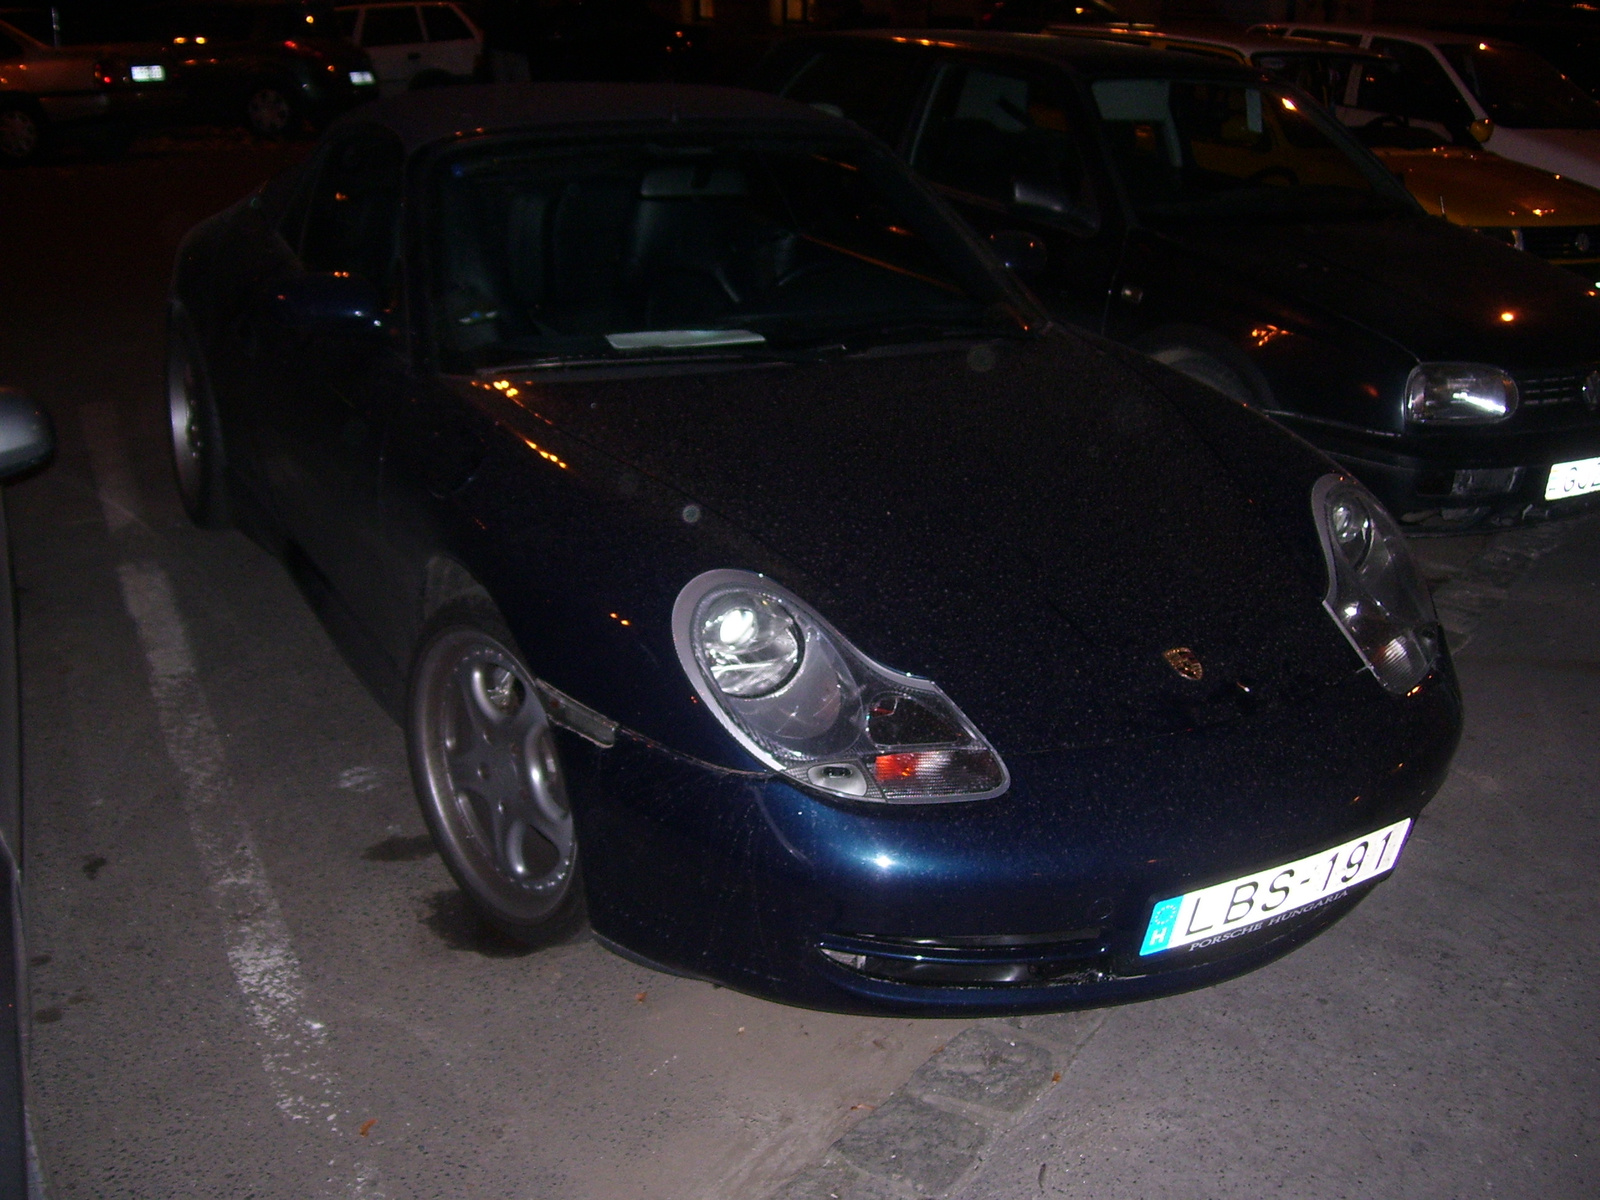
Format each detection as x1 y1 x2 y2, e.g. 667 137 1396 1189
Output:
673 569 1009 803
1404 363 1518 424
698 591 802 697
1313 475 1441 694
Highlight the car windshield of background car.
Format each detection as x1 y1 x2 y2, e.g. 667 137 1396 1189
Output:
428 134 1029 373
1438 41 1600 129
1090 77 1411 220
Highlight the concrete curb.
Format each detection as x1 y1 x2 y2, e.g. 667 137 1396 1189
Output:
764 1013 1105 1200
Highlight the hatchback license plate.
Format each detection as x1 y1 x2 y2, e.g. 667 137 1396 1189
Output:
1546 455 1600 501
1140 818 1411 956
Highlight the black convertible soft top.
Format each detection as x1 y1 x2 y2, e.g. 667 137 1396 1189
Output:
330 82 844 154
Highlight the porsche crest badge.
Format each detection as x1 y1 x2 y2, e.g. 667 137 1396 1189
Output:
1163 647 1204 681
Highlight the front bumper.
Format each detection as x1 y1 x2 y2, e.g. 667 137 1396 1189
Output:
1280 418 1600 533
562 662 1461 1016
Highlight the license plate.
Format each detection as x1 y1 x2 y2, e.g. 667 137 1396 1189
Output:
1140 818 1411 956
130 64 165 82
1546 455 1600 502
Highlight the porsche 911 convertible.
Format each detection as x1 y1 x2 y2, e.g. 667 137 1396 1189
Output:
167 83 1461 1015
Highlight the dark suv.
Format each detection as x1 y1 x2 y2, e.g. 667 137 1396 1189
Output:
758 31 1600 529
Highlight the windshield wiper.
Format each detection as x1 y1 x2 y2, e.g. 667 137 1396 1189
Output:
604 329 766 351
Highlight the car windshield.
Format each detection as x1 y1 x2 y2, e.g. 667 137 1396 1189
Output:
430 133 1031 372
1437 41 1600 129
1089 76 1412 221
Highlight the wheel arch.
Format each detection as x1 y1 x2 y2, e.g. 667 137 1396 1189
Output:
1132 322 1276 409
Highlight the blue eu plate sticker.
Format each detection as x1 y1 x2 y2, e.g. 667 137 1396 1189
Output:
1140 897 1183 956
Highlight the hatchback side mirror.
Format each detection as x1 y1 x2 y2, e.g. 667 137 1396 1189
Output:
0 389 53 481
1012 178 1100 235
987 230 1050 278
269 273 387 336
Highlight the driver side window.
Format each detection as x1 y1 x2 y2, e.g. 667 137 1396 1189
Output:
1360 39 1473 127
300 130 406 296
913 65 1099 229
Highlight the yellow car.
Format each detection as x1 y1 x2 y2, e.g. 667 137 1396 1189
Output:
1045 24 1600 280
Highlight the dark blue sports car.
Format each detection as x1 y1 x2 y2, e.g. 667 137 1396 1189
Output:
167 83 1461 1015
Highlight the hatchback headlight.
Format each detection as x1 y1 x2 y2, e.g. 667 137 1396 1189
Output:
673 569 1009 803
1313 476 1441 694
1404 363 1517 424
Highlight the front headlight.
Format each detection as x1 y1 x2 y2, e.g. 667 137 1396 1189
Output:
1313 475 1441 694
673 569 1009 803
1404 363 1517 424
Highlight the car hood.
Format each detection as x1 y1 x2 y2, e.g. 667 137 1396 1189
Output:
1153 213 1600 367
1373 145 1600 227
472 332 1361 754
1484 126 1600 192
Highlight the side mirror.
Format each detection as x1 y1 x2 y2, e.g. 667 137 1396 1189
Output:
0 389 53 481
269 273 387 336
1012 178 1100 235
987 229 1050 278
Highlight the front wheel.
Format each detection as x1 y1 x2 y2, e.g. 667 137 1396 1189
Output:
167 310 231 528
407 600 584 945
1149 345 1256 407
244 83 298 137
0 104 44 166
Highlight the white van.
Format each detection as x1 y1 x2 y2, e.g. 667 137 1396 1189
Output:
1253 23 1600 191
334 2 481 95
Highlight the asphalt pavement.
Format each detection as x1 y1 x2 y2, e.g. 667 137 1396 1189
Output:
1 135 1595 1200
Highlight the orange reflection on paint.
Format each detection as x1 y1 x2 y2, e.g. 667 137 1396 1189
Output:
1249 323 1290 347
521 437 568 469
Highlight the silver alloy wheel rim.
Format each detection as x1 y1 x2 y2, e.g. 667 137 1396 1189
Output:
246 88 291 135
0 110 38 160
417 631 575 920
167 336 203 510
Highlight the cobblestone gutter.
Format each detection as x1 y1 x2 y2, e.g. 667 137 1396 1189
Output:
766 1013 1105 1200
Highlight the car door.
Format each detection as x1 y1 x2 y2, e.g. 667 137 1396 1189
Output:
419 3 478 79
358 4 427 94
250 127 409 658
907 60 1123 332
1337 36 1476 143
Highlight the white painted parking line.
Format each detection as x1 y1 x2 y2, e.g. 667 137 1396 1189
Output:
81 402 383 1197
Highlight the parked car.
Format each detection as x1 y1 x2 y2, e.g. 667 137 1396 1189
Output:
760 31 1600 530
57 0 381 136
1423 4 1600 101
975 0 1122 33
167 82 1461 1015
1043 25 1600 282
0 387 53 1199
1251 23 1600 193
332 2 480 95
485 0 709 83
0 9 179 163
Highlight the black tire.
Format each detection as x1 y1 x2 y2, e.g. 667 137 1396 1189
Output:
243 82 298 137
407 598 585 946
166 308 232 528
0 102 45 166
1148 345 1257 407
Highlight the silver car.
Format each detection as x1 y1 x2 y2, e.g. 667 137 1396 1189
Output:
0 9 179 164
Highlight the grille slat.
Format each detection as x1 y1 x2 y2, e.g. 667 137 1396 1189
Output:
1514 367 1590 409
